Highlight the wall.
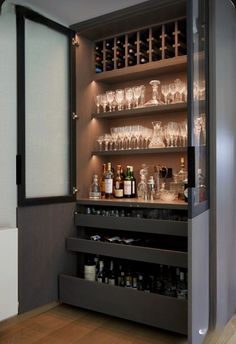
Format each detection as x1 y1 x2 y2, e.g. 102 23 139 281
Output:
210 0 236 328
0 3 17 227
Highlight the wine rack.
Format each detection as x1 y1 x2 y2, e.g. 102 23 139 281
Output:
94 18 187 74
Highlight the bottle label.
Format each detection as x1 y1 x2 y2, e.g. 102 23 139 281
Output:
124 181 132 195
114 188 123 197
105 179 113 194
84 265 96 281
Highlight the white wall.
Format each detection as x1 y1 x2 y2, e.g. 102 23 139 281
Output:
0 2 17 228
0 3 18 321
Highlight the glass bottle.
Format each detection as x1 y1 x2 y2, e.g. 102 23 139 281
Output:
100 163 106 198
118 265 125 287
97 259 105 283
137 175 147 199
153 165 161 199
147 176 155 201
108 260 116 285
124 166 132 198
89 174 101 199
84 255 96 282
130 166 136 197
114 164 124 198
105 162 114 199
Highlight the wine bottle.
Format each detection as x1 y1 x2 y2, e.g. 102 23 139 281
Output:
100 164 106 198
97 259 105 283
105 162 114 199
118 265 125 287
124 166 132 198
108 260 116 285
114 164 124 198
84 255 96 282
130 166 136 197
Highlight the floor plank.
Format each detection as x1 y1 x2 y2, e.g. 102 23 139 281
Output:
0 304 235 344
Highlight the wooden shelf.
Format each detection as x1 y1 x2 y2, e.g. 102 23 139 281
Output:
92 102 187 120
59 275 188 335
77 198 188 210
74 214 188 237
92 147 187 156
66 237 188 267
93 55 187 83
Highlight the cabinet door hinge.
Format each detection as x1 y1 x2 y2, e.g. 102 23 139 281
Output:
72 34 79 47
72 112 79 120
73 187 79 195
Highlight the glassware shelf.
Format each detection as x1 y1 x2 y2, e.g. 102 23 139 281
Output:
92 147 187 156
92 102 187 120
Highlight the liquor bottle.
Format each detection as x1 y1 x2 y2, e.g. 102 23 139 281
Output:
118 265 125 287
108 260 116 285
84 255 96 282
137 274 144 291
89 174 101 199
124 166 132 198
100 163 106 198
177 270 188 300
125 268 132 288
97 259 105 283
130 166 136 197
114 164 124 198
105 162 114 199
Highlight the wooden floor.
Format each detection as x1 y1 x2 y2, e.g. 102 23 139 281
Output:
0 304 235 344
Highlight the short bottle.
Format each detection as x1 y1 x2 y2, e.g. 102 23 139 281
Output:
89 174 101 199
105 162 114 199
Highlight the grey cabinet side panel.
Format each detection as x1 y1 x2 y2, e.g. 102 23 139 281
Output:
188 210 209 344
209 0 236 328
18 202 77 313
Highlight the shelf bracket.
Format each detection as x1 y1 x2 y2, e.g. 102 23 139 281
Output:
72 33 80 47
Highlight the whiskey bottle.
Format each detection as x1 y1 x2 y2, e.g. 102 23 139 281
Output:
100 163 106 198
124 166 132 198
89 174 101 199
114 164 124 198
105 162 114 199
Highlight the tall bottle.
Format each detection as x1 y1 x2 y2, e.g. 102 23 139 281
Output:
97 260 105 283
114 164 124 198
105 162 114 199
124 166 132 198
108 260 116 285
100 163 106 198
130 166 136 197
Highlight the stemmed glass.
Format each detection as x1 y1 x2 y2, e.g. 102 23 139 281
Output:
133 86 142 107
161 84 170 104
96 136 104 151
169 83 177 103
174 79 185 103
125 88 134 110
106 91 115 112
101 93 108 112
167 122 178 147
179 121 188 146
94 94 101 114
115 89 124 111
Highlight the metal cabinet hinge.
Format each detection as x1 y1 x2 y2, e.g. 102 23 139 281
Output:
72 112 79 120
72 34 79 47
73 187 79 194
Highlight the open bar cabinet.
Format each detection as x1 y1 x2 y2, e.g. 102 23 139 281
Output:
59 0 210 343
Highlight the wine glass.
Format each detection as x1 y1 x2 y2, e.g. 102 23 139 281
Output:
133 86 142 107
96 135 104 151
94 94 101 114
174 79 185 103
169 83 177 103
101 93 108 112
106 90 115 112
161 84 170 104
167 121 178 147
115 89 124 111
125 88 133 110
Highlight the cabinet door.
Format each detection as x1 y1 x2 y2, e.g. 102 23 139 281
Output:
16 6 76 206
187 1 209 343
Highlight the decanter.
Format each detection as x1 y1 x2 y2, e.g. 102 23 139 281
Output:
149 121 165 148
